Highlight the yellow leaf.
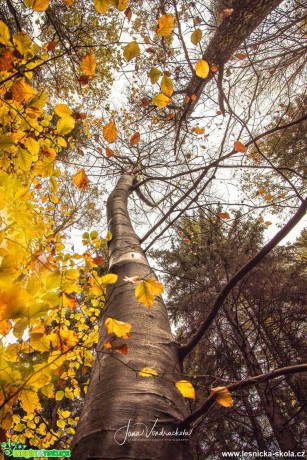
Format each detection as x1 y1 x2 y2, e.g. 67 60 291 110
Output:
13 32 32 57
0 20 11 46
156 14 174 37
123 41 140 62
101 273 118 284
19 390 41 414
54 104 72 117
82 54 96 76
117 0 128 11
191 28 202 45
234 140 247 153
11 80 36 103
17 147 33 171
152 93 171 108
105 317 131 338
55 390 64 401
57 419 66 429
73 169 90 190
135 278 164 307
56 116 75 135
103 120 118 143
94 0 109 13
160 75 173 97
217 212 230 219
195 59 210 79
25 137 39 158
175 380 196 400
211 386 233 407
149 67 162 84
139 367 158 377
24 0 50 12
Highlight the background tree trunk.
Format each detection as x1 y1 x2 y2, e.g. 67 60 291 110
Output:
72 174 193 460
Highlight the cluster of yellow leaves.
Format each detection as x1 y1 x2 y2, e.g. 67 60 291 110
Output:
0 19 112 450
94 0 128 14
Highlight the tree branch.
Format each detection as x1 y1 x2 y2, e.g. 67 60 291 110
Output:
181 363 307 428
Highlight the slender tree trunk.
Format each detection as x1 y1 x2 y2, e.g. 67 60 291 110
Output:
72 174 193 460
225 307 300 451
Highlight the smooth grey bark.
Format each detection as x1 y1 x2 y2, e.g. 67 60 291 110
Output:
72 174 193 460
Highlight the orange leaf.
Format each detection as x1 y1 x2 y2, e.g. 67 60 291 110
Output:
235 53 247 60
185 95 190 103
46 40 57 51
82 54 96 76
191 94 197 101
156 14 174 36
73 169 90 189
78 75 89 85
234 140 247 153
211 386 233 407
115 344 128 354
103 120 118 143
130 132 140 146
211 65 218 72
11 80 36 103
62 293 77 309
218 212 230 219
0 49 14 71
124 7 132 21
106 147 114 157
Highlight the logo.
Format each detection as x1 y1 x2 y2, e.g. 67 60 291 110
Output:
1 440 71 458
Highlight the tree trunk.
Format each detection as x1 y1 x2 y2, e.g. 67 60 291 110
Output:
225 306 300 451
72 174 193 460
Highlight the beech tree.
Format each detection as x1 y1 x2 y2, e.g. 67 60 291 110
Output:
0 1 306 459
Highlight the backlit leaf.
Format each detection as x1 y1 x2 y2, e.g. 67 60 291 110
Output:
0 20 11 46
56 116 75 135
82 54 96 76
211 386 233 407
73 169 90 190
19 390 41 414
123 41 140 62
130 132 140 145
160 75 173 97
152 93 171 108
103 120 118 143
139 367 158 377
156 14 174 37
191 28 202 45
94 0 109 13
135 278 164 307
175 380 196 400
105 317 131 338
149 67 162 84
54 104 72 117
234 141 247 152
11 80 36 103
195 59 210 79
